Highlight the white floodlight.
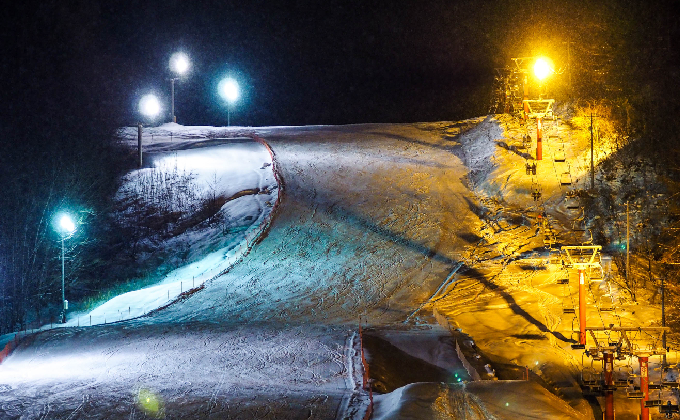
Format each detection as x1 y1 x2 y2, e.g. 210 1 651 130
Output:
139 94 161 118
59 214 76 235
55 212 77 323
169 52 190 75
218 78 239 103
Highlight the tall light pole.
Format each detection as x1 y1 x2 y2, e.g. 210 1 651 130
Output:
56 214 76 323
533 57 552 161
138 93 161 168
218 77 239 126
169 52 190 123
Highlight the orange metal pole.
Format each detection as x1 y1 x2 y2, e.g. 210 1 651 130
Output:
523 75 529 120
604 351 614 420
536 117 543 161
640 356 650 420
579 269 586 345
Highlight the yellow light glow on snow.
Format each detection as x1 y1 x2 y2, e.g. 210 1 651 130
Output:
137 387 164 416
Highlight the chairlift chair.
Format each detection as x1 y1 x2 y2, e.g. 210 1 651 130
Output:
560 172 572 185
660 401 680 415
531 182 542 201
581 367 601 386
627 389 644 399
599 294 614 312
525 162 537 175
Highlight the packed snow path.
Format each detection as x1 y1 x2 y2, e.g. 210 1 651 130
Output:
1 122 492 419
153 122 488 325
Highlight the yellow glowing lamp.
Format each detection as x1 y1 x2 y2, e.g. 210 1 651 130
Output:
533 57 552 80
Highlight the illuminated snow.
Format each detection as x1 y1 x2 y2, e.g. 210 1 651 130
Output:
0 119 672 419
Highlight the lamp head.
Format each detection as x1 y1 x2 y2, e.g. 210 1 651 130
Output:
139 94 161 118
169 52 190 75
218 78 239 103
533 57 553 81
57 214 76 236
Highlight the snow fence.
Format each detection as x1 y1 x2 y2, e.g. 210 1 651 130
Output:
0 134 284 363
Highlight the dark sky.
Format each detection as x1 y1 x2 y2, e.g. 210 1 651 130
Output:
1 0 676 128
1 0 506 128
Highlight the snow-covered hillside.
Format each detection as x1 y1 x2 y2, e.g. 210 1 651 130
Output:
0 119 674 419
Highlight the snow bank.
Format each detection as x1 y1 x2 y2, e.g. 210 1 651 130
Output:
373 380 589 420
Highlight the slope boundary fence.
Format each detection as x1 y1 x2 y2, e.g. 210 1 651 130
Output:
0 134 285 360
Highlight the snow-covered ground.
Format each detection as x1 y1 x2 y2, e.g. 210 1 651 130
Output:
0 119 674 419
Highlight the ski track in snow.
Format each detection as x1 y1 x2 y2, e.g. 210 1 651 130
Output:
1 122 486 419
1 118 638 419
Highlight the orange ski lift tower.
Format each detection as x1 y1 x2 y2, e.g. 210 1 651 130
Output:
510 56 555 118
511 56 556 161
585 326 669 420
522 98 555 161
561 245 602 350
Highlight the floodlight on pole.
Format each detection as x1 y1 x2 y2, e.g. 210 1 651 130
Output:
137 94 161 168
218 77 239 126
169 52 190 75
55 213 76 323
139 94 161 118
169 52 190 123
534 57 553 81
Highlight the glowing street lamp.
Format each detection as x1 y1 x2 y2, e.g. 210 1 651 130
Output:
137 94 161 167
531 56 554 161
169 52 190 123
139 94 161 118
55 213 76 323
533 57 553 81
218 77 239 126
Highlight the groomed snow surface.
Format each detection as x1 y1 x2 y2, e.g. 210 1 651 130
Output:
0 120 669 419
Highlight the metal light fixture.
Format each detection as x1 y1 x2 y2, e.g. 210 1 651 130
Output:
137 94 161 167
169 52 190 123
218 77 240 126
55 213 77 323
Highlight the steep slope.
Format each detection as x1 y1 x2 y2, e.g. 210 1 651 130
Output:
2 118 647 419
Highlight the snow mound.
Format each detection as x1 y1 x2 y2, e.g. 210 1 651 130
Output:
373 380 588 420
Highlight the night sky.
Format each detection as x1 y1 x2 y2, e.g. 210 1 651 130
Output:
1 0 678 128
1 0 515 128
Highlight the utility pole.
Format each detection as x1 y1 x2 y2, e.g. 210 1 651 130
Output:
536 117 543 161
563 41 575 96
626 201 630 293
662 275 667 367
171 78 176 123
590 112 596 190
61 236 65 323
137 123 143 168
